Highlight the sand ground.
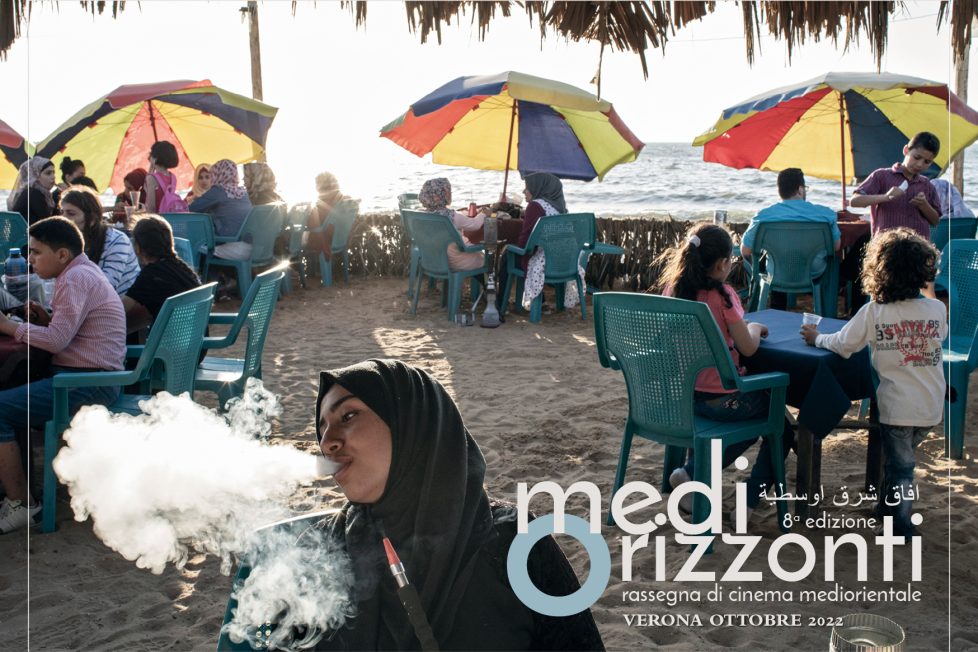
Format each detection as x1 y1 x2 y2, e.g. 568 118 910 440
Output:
2 275 975 651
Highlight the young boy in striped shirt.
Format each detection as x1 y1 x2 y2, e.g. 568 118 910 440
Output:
0 217 126 533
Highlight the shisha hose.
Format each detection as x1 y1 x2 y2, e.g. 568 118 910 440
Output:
382 537 440 651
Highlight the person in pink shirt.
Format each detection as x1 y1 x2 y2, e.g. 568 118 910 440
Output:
0 217 126 533
658 222 793 522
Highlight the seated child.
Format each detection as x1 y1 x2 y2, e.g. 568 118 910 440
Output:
659 222 794 520
802 228 945 538
0 217 126 533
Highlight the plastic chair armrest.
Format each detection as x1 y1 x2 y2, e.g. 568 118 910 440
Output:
592 242 624 255
202 335 233 350
737 372 790 392
459 243 485 254
126 345 144 359
51 369 138 388
208 313 237 325
214 235 236 244
506 245 528 257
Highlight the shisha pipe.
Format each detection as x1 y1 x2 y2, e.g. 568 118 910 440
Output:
382 537 440 651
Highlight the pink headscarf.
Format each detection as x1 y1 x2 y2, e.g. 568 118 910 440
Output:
210 159 246 200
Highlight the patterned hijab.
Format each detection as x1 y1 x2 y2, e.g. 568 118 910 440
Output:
8 156 55 210
210 159 246 200
243 162 281 204
524 171 567 214
419 178 452 215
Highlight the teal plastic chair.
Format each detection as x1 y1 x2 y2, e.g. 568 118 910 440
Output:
0 211 28 276
931 216 977 254
592 292 790 538
398 194 423 299
281 203 312 292
943 239 978 459
161 212 216 282
402 210 486 320
173 237 196 272
216 509 339 650
746 221 839 319
196 264 287 408
305 199 359 287
41 283 216 533
580 212 625 294
208 203 286 297
500 213 591 323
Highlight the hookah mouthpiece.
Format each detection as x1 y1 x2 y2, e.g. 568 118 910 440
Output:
382 537 440 651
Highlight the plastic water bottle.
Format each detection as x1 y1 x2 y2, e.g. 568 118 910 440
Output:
4 248 28 303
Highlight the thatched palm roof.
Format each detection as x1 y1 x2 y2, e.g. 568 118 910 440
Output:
2 1 975 73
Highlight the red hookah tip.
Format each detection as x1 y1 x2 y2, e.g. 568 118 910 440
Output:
383 537 401 566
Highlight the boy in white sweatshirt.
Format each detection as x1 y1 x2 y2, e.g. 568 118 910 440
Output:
801 228 946 538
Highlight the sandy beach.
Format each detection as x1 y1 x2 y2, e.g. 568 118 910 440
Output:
3 274 976 651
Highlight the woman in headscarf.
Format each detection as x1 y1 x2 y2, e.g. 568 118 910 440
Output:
185 164 212 204
189 159 253 260
8 157 58 224
304 172 355 262
418 177 485 271
219 359 603 651
112 168 148 223
243 162 284 205
495 172 571 312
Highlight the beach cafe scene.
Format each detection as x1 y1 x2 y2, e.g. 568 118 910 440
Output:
1 1 976 650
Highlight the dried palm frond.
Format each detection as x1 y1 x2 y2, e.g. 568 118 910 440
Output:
939 0 977 64
755 1 898 70
398 0 512 44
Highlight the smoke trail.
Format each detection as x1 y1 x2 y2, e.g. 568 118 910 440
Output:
53 380 353 650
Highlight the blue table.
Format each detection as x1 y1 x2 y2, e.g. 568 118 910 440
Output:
743 310 878 517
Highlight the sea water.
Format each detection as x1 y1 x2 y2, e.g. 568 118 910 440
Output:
7 143 976 222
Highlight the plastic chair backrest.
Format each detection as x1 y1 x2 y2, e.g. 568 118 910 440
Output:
525 213 592 278
161 212 216 258
135 283 216 394
753 221 835 292
397 193 420 210
285 203 312 256
946 239 978 366
593 292 741 440
401 210 467 276
241 203 286 263
0 212 28 274
235 265 287 378
324 199 359 254
931 217 978 253
173 237 195 270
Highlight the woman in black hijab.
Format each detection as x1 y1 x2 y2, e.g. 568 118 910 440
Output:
220 359 603 651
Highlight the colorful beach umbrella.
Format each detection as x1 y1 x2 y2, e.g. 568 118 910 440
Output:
380 71 644 196
35 80 277 194
693 72 978 206
0 118 29 190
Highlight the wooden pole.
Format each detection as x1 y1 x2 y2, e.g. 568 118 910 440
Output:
247 1 263 102
244 1 265 161
949 17 973 194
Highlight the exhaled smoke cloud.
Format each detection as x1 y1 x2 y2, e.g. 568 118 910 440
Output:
52 381 354 650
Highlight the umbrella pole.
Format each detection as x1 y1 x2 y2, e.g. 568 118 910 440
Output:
147 101 159 143
839 94 847 210
502 100 517 200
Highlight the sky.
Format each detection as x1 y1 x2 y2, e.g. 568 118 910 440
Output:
2 0 971 201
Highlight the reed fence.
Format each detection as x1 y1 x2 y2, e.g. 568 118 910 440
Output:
327 213 749 294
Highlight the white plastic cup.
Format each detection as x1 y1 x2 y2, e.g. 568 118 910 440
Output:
802 312 822 327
